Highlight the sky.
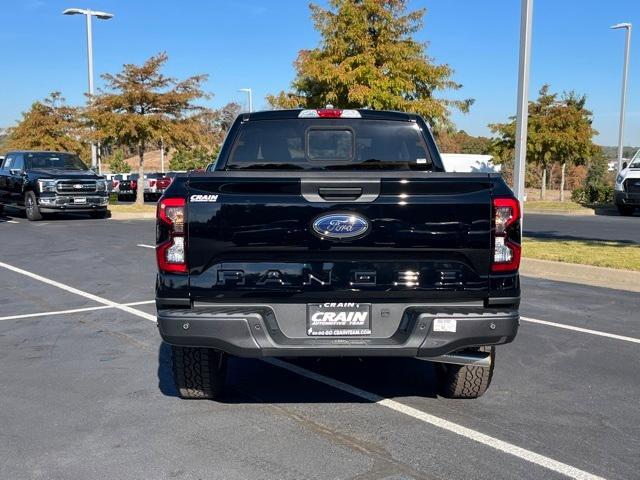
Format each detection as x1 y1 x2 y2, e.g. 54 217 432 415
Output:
1 0 639 146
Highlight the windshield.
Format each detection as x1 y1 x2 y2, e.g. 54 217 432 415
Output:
25 152 87 171
629 149 640 168
224 119 433 171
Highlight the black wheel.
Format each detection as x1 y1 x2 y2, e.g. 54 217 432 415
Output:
171 346 227 399
89 210 108 219
438 346 495 399
616 204 635 216
24 191 43 221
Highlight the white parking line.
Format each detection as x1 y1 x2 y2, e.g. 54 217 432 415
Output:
0 305 112 321
0 261 157 322
137 244 154 249
266 358 604 480
0 300 155 322
521 316 640 344
0 259 615 479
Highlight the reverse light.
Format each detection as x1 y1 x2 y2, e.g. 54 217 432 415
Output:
298 108 362 118
157 197 187 273
492 197 521 272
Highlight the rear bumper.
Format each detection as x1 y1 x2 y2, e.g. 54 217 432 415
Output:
615 191 640 206
157 303 519 358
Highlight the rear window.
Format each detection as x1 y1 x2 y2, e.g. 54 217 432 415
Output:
224 119 433 171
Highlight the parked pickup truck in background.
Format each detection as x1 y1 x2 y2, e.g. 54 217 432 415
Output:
615 151 640 216
117 173 137 201
145 172 172 201
155 108 521 400
0 151 108 220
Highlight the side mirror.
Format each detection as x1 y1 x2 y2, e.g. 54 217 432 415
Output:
622 161 628 170
9 168 23 175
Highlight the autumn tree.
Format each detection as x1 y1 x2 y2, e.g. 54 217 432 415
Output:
437 130 492 154
169 147 215 171
87 53 210 204
0 130 10 154
490 85 599 200
216 102 242 132
106 149 131 173
267 0 472 129
6 92 88 159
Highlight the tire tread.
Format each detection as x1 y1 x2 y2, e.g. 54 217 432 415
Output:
171 346 226 399
438 346 495 399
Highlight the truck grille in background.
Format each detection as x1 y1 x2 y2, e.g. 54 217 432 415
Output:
624 179 640 194
56 180 97 194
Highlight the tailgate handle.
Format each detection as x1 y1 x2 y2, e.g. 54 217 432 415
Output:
318 187 362 201
301 179 380 203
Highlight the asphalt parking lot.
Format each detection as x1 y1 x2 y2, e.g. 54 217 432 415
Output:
1 215 639 480
524 213 640 243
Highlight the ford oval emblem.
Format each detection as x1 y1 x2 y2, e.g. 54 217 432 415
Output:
312 213 370 240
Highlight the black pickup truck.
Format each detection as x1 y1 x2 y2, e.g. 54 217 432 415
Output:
156 109 521 399
0 151 108 220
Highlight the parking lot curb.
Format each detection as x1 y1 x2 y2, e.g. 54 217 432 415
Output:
521 258 640 293
525 209 594 216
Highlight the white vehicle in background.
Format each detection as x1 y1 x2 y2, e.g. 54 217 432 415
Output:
440 154 501 173
614 151 640 216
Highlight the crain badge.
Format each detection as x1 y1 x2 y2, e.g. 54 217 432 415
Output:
190 194 218 202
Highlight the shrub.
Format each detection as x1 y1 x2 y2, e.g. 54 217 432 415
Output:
571 185 614 205
106 150 131 173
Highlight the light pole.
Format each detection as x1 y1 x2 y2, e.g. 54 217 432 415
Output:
160 137 165 173
63 8 114 171
611 23 632 172
239 88 253 112
513 0 534 214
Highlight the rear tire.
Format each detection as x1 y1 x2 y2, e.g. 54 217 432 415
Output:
171 346 227 399
438 346 495 399
616 204 635 216
25 191 43 221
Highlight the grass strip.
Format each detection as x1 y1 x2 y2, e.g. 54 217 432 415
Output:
523 237 640 271
108 203 156 214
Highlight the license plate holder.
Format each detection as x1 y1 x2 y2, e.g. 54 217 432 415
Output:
73 197 87 204
307 303 371 336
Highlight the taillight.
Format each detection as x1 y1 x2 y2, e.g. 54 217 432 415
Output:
492 197 521 272
150 180 156 187
156 197 187 273
113 180 119 188
131 180 137 189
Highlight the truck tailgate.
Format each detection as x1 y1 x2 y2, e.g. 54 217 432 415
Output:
186 172 493 303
